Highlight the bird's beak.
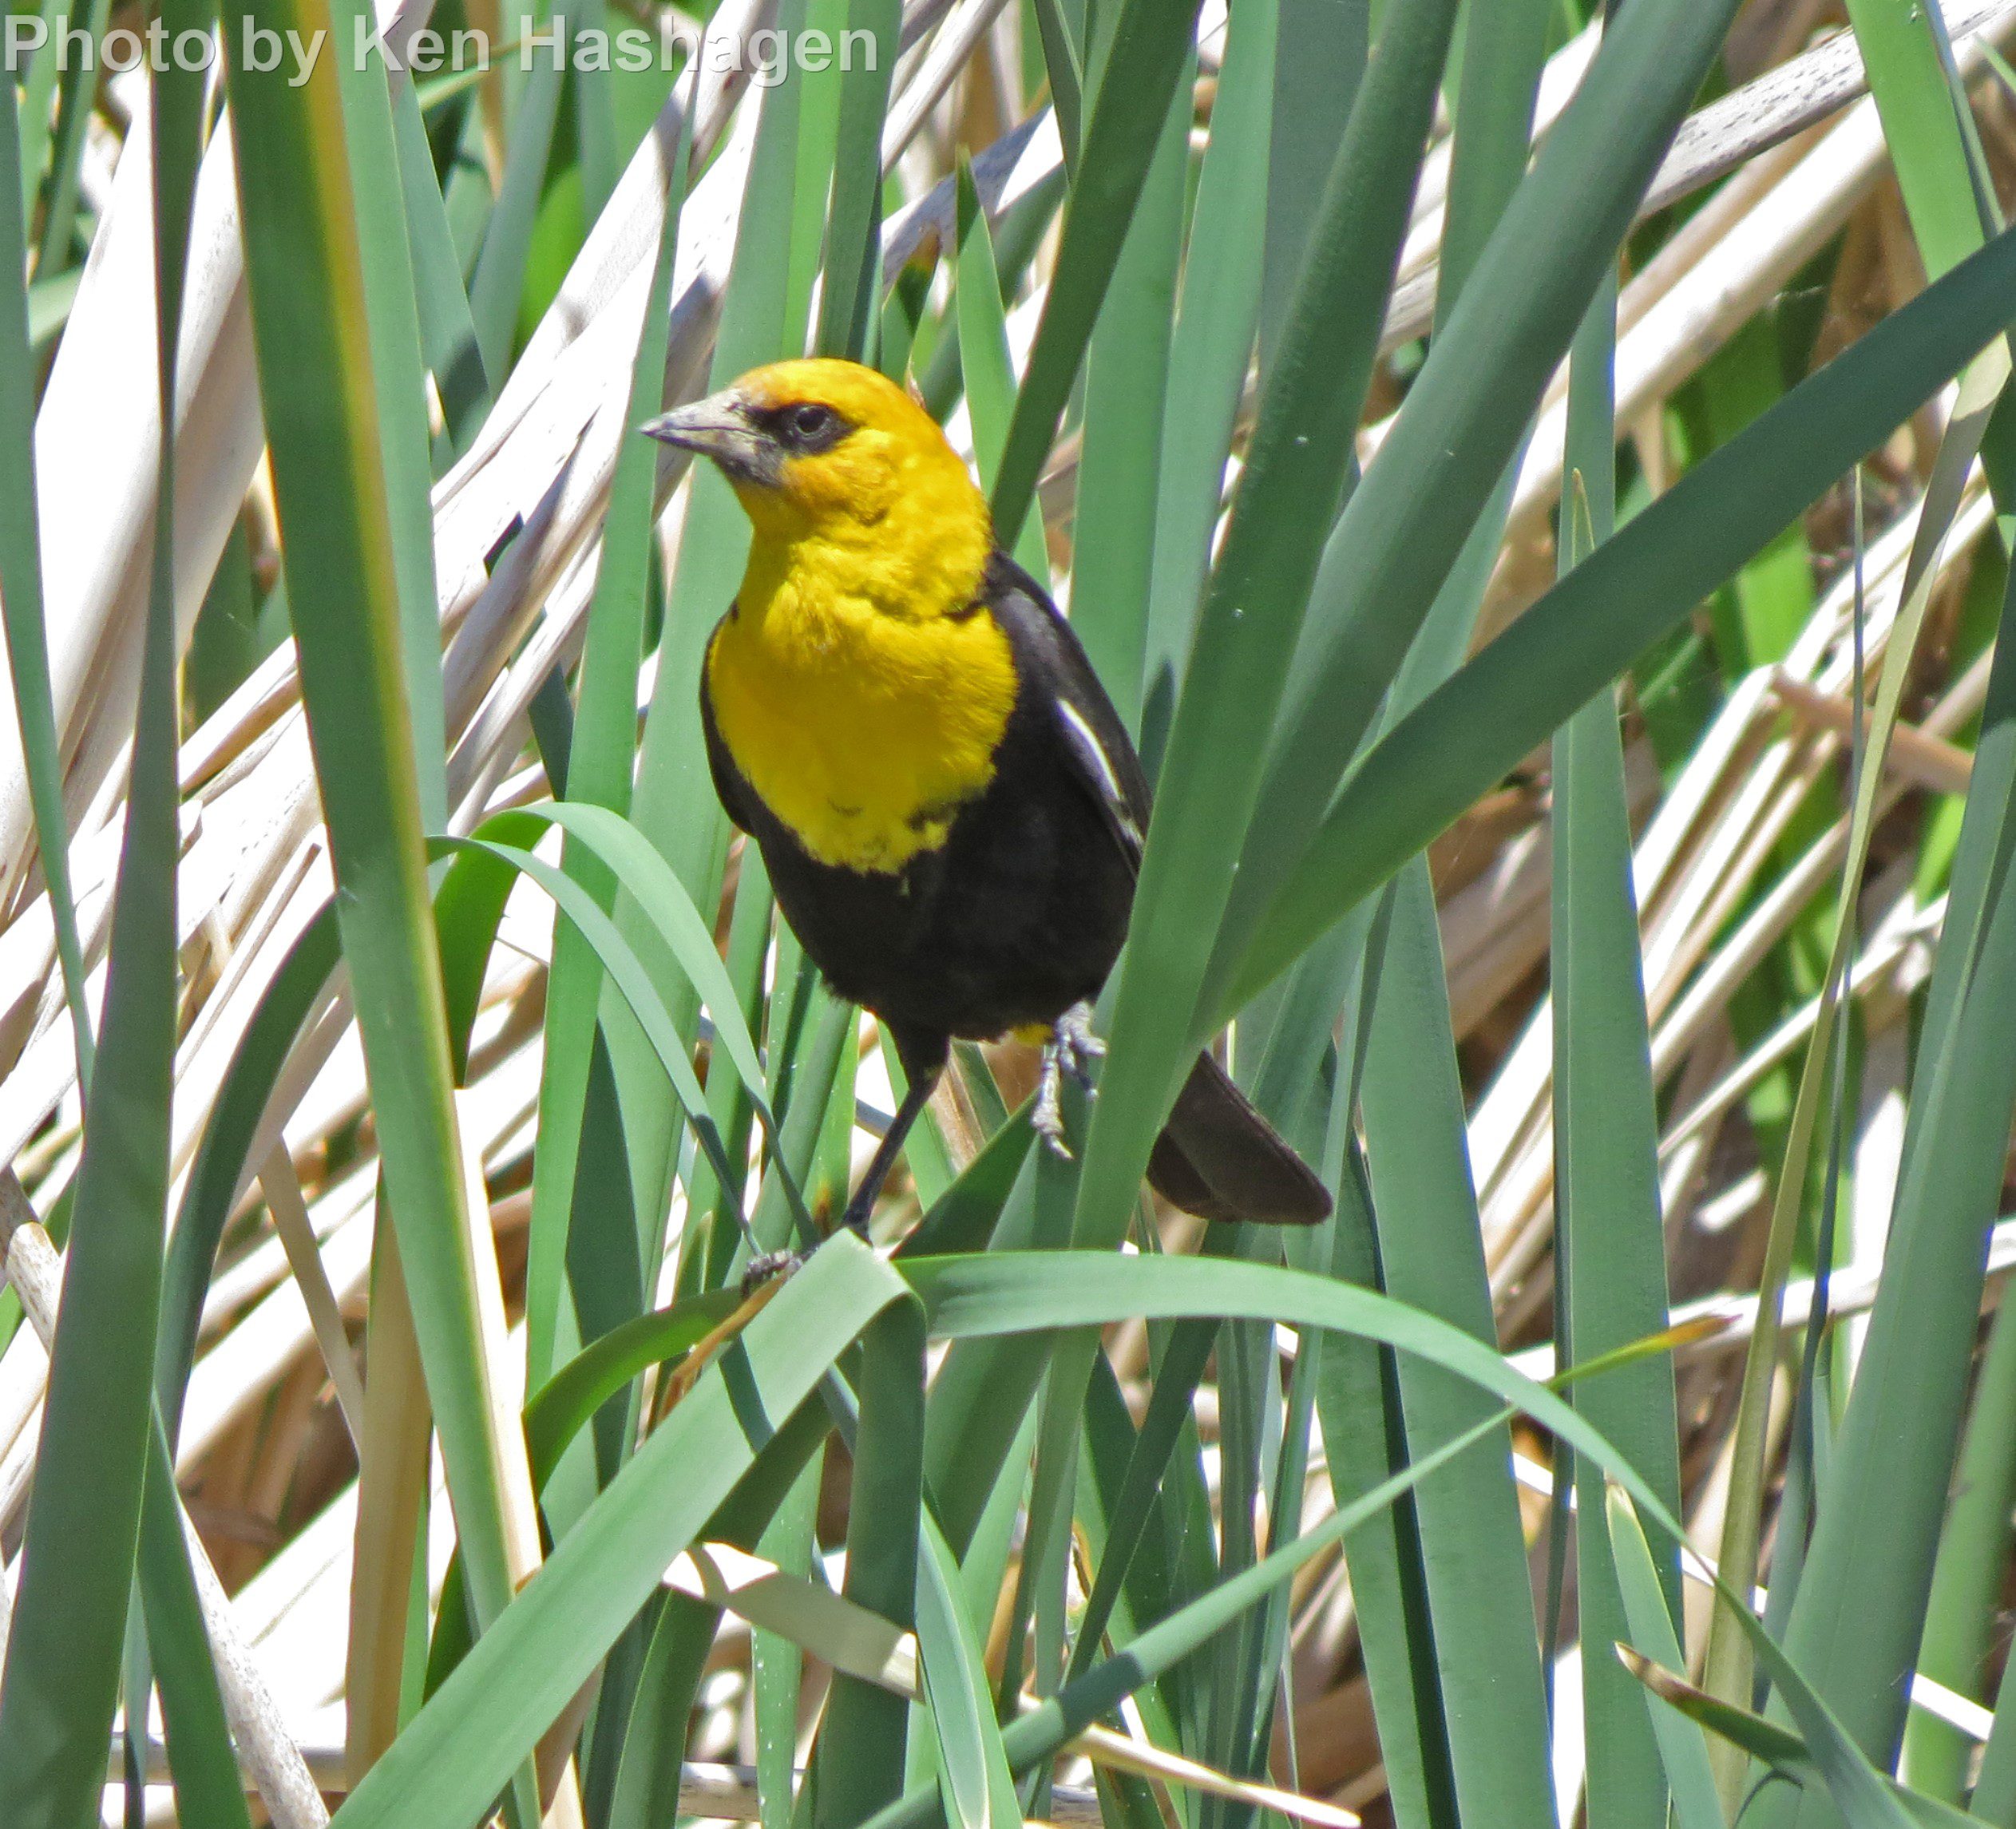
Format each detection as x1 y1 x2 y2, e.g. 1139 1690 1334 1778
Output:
640 390 770 481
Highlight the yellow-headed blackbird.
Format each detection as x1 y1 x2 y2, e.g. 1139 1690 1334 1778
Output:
644 358 1329 1235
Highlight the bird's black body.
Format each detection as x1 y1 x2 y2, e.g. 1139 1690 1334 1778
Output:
704 555 1136 1070
701 552 1330 1229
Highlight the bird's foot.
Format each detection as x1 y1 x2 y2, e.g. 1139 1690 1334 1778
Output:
739 1249 802 1299
1054 1001 1105 1087
1033 1001 1104 1158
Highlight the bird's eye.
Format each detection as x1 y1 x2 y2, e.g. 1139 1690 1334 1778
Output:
790 402 836 441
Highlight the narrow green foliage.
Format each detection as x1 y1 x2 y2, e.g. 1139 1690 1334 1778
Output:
0 79 91 1088
818 1300 927 1828
468 49 564 383
954 154 1049 581
1759 530 2016 1823
990 0 1206 538
1137 0 1272 761
26 14 2016 1829
814 0 901 358
1555 288 1681 1829
1239 217 2016 1004
1071 64 1187 731
525 127 687 1384
1846 0 1994 279
331 0 449 827
1360 869 1555 1829
224 14 533 1807
1215 0 1745 1012
334 1238 910 1829
1075 0 1461 1263
0 29 204 1822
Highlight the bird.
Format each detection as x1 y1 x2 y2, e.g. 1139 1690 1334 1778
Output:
643 357 1331 1239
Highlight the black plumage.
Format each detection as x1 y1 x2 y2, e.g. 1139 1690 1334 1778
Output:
702 552 1331 1233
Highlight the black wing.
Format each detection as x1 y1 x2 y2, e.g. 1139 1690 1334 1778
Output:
984 556 1330 1227
983 553 1151 871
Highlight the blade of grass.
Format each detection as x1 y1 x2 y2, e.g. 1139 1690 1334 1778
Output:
1848 0 1997 280
1068 56 1186 734
1028 0 1084 169
1745 10 2016 1814
1135 0 1270 761
988 0 1206 539
1705 334 2008 1790
753 1457 822 1829
1617 1654 1980 1829
1963 1548 2016 1819
331 0 449 829
1434 0 1552 324
812 0 899 358
0 29 203 1822
1233 217 2016 1008
1903 1294 2016 1799
864 1406 1517 1829
467 45 564 385
865 1281 1736 1829
817 1301 926 1829
1555 287 1681 1829
523 126 686 1384
1257 0 1365 373
1203 0 1745 1026
1359 866 1555 1829
1312 1130 1454 1829
397 83 493 453
1610 1486 1927 1829
606 1592 722 1829
28 0 109 275
1071 1313 1222 1684
224 14 539 1817
1760 493 2016 1815
1071 0 1460 1258
15 6 65 230
3 1192 267 1829
328 1236 909 1829
1603 1486 1722 1829
134 1433 259 1829
446 829 794 1232
788 0 851 354
954 154 1048 583
156 905 343 1436
0 74 92 1089
347 1201 436 1780
1075 1337 1214 1752
683 853 779 1289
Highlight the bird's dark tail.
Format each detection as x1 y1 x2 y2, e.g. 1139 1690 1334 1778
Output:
1147 1052 1332 1225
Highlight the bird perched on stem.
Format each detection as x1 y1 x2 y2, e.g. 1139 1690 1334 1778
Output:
644 358 1329 1238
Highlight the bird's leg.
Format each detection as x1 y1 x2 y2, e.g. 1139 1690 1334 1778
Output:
737 1060 941 1290
837 1062 941 1239
1033 1000 1105 1157
739 1249 802 1297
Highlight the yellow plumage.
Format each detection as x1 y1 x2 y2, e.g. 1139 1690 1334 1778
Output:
701 359 1018 873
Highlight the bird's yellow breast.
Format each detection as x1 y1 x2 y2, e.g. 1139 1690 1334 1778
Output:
706 547 1019 874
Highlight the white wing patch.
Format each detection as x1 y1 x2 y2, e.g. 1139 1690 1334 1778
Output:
1055 699 1144 853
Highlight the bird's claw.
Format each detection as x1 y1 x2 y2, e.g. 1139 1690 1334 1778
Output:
1032 1001 1104 1158
1032 1060 1071 1157
740 1249 802 1299
1054 1000 1106 1087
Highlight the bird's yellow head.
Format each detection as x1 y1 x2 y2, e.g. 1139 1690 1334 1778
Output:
643 358 993 620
